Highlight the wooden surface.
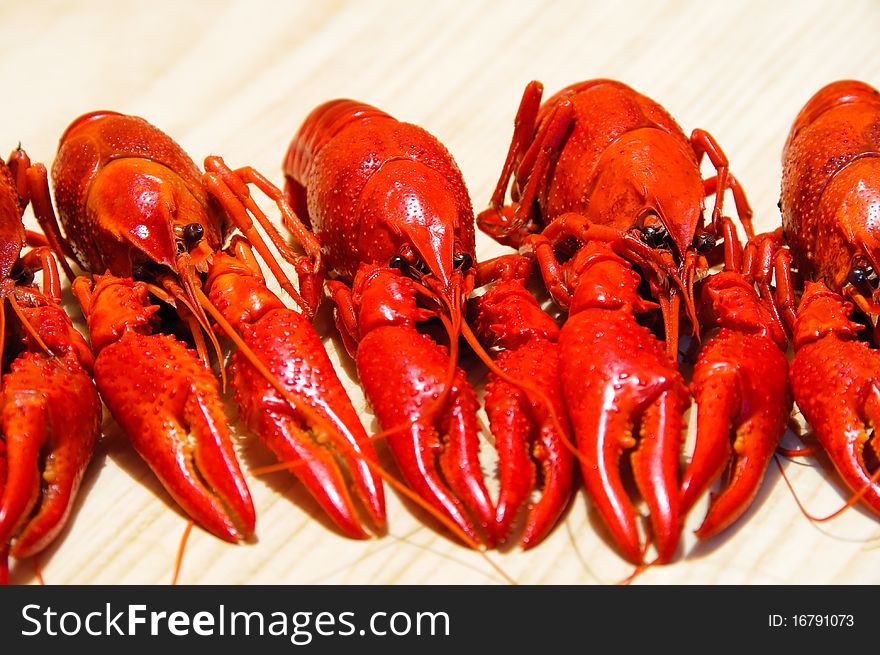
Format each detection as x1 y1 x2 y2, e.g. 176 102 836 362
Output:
2 0 880 584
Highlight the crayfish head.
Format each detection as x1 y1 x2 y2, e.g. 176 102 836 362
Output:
357 157 475 306
633 206 706 343
82 157 221 279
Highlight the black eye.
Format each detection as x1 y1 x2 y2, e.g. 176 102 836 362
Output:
694 232 716 254
848 260 875 287
183 222 205 245
10 261 33 285
640 224 668 248
389 255 408 271
453 252 473 270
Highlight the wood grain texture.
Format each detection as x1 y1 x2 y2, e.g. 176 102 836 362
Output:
1 0 879 584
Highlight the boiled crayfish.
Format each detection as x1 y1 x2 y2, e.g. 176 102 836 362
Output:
284 99 572 547
481 79 785 562
0 148 100 582
28 111 385 542
780 80 880 515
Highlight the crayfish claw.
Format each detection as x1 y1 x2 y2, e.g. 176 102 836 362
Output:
77 274 256 542
247 411 371 539
95 331 255 542
790 282 880 516
436 374 497 539
572 382 687 564
0 352 100 561
357 326 491 545
472 273 573 548
630 388 689 563
559 296 689 564
205 249 385 538
682 330 791 538
228 305 386 539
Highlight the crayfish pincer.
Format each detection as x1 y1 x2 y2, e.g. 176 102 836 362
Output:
27 111 384 542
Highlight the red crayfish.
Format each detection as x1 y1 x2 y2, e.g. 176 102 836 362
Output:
28 111 386 543
0 148 100 582
481 79 787 562
780 80 880 515
284 99 573 547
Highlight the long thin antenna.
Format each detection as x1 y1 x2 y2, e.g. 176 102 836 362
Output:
774 454 880 522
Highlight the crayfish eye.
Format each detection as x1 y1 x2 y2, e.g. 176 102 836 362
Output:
694 232 716 254
848 258 876 288
453 252 473 270
640 224 669 248
389 255 408 271
9 261 33 285
183 222 205 245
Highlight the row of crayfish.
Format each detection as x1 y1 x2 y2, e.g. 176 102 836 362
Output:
3 78 880 581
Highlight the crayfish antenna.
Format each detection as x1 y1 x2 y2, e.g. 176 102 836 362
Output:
774 453 880 523
777 444 821 458
33 555 44 585
173 262 227 387
171 520 194 585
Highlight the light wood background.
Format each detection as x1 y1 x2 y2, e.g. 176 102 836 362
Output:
1 0 879 584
